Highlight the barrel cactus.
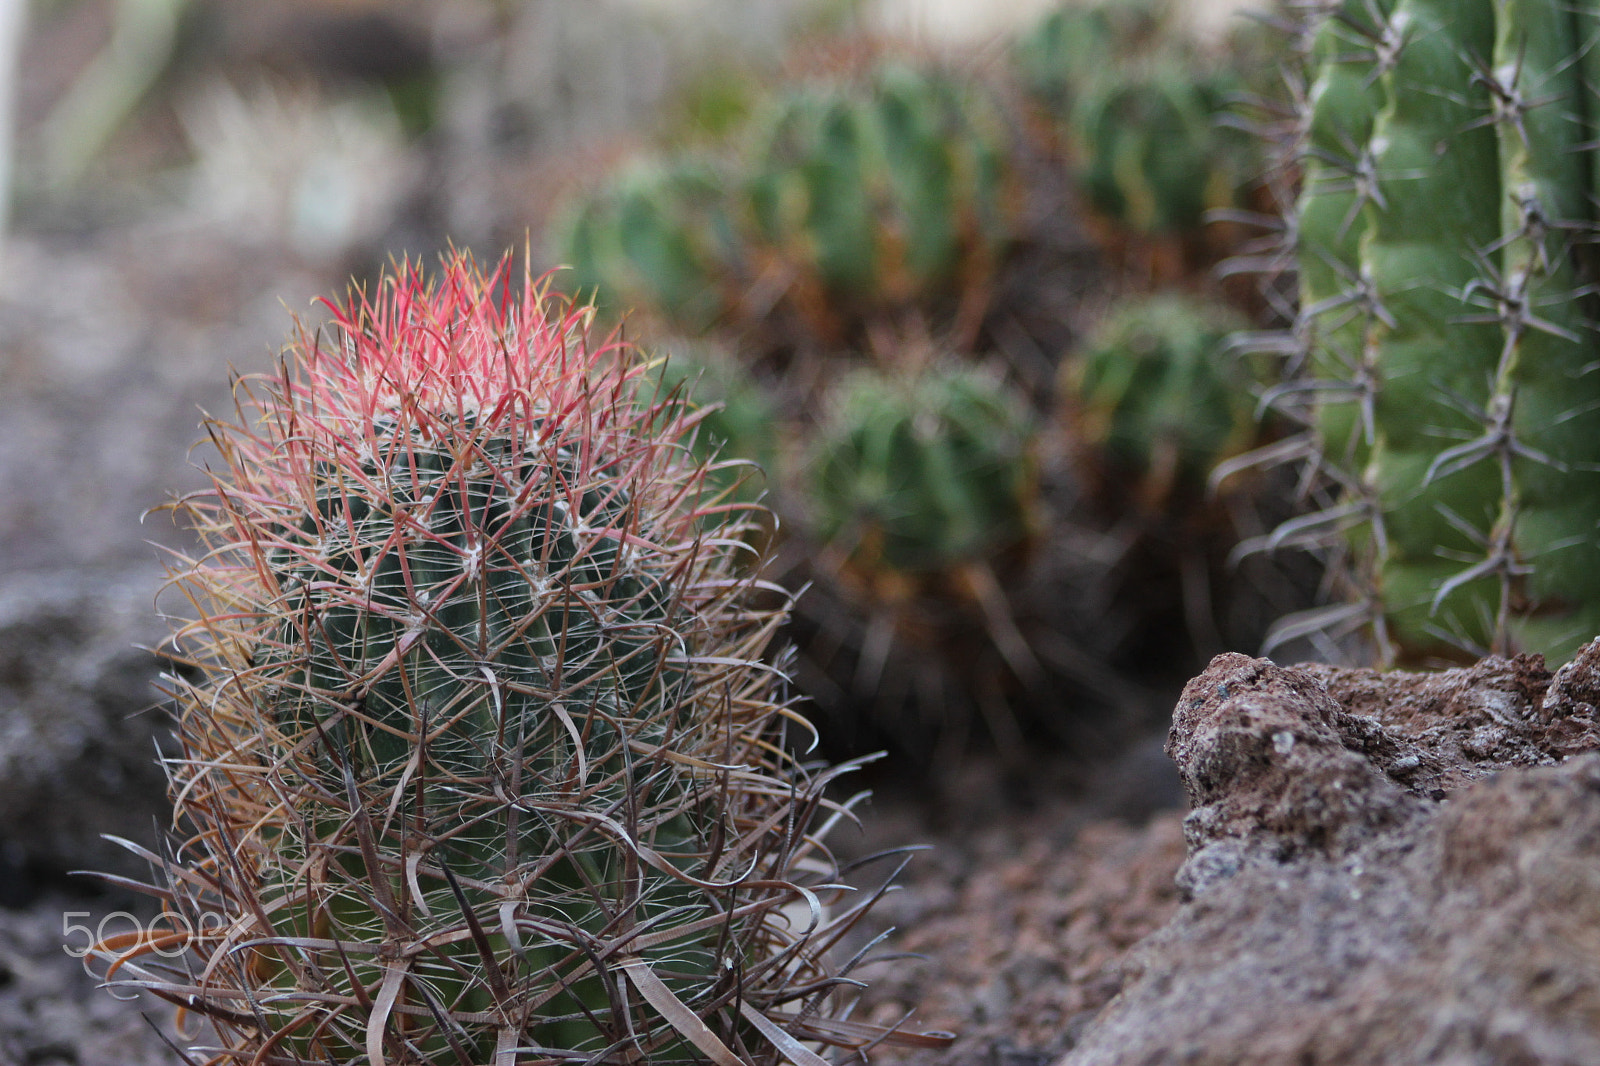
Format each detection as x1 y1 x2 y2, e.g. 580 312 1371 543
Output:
1012 0 1173 111
552 155 743 332
810 363 1037 582
1068 57 1253 238
1066 294 1255 508
1257 0 1600 664
93 255 944 1064
794 361 1041 756
742 62 1010 323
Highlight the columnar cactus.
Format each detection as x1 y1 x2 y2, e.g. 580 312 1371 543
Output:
1261 0 1600 663
743 62 1010 316
1066 294 1255 508
95 256 943 1064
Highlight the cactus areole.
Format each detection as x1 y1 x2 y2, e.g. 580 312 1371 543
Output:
1260 0 1600 665
96 256 946 1065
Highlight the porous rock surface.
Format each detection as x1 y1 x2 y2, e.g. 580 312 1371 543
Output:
1063 645 1600 1066
0 568 172 890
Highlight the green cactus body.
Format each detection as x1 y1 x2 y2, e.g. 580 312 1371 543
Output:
810 364 1035 578
1012 0 1171 110
1068 295 1254 506
102 257 939 1065
1294 0 1386 463
1276 0 1600 662
742 62 1009 309
553 156 741 331
1069 58 1251 236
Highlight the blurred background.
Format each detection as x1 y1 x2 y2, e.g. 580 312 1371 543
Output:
0 0 1316 1060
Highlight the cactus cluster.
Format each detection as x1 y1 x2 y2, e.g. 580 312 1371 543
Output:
1067 59 1252 238
1011 0 1173 111
550 59 1012 343
95 256 942 1064
1255 0 1600 664
1011 0 1263 274
1066 294 1255 508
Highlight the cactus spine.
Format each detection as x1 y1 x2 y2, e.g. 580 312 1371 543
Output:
97 256 939 1065
1266 0 1600 663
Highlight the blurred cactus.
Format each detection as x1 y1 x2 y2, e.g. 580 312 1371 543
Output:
646 343 780 506
1250 0 1600 665
94 255 945 1064
552 156 743 332
1012 0 1172 110
1066 294 1255 508
810 362 1037 580
549 59 1012 346
742 61 1011 327
181 80 415 262
792 360 1048 759
1068 58 1252 238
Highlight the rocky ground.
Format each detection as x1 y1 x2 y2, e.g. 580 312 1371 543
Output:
16 640 1600 1066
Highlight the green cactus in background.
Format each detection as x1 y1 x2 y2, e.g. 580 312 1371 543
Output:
1257 0 1600 664
646 344 780 506
810 363 1036 578
92 256 946 1064
1068 57 1253 237
552 155 742 331
1067 294 1255 507
743 61 1010 315
1012 0 1173 110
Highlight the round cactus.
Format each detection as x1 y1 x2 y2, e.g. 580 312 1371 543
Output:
742 61 1011 313
551 155 743 331
1067 58 1252 237
809 363 1037 578
1012 0 1173 110
93 256 944 1064
1067 294 1255 506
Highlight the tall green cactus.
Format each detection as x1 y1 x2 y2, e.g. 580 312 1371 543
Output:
92 256 945 1065
1264 0 1600 664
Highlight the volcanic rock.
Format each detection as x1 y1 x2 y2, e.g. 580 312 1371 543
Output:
0 568 172 892
1063 647 1600 1066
